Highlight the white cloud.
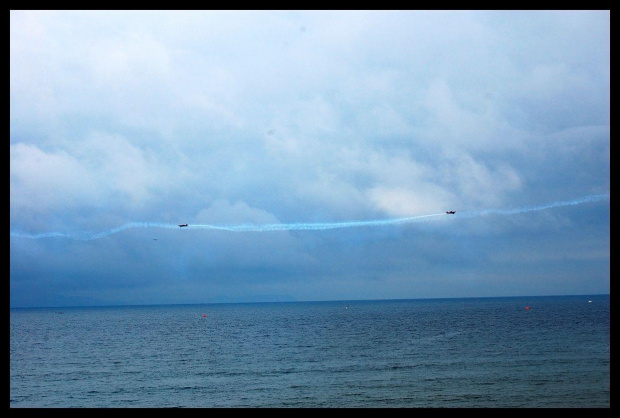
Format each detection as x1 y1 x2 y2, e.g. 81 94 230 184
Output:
10 143 102 212
440 151 523 208
365 186 450 217
86 31 171 85
9 11 606 223
195 200 280 225
10 132 185 223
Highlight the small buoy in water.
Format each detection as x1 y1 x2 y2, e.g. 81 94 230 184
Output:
202 314 207 318
525 306 530 311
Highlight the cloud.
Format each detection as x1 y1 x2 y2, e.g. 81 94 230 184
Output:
195 200 280 225
10 10 610 307
10 143 102 213
10 131 190 233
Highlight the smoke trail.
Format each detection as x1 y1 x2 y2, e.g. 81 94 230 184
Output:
9 193 609 241
455 193 609 218
190 212 445 232
10 222 179 241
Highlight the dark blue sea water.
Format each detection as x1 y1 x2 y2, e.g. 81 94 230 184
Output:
10 295 609 408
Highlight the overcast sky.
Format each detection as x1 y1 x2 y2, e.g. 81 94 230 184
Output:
10 10 610 308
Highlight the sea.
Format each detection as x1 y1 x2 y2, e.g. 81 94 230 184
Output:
10 295 610 408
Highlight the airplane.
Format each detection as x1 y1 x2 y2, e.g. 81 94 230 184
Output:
446 211 456 214
178 224 189 227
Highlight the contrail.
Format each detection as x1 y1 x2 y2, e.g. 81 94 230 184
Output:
9 193 609 241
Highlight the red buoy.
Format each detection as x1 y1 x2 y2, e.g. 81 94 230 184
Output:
202 314 207 318
525 306 530 311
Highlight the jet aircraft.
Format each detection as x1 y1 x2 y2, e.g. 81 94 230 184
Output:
178 224 188 227
446 211 456 214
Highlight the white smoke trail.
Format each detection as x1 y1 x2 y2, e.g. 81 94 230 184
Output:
10 222 179 241
190 212 445 232
9 193 609 241
455 193 609 218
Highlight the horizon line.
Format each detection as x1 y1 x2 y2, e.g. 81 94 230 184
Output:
10 292 610 310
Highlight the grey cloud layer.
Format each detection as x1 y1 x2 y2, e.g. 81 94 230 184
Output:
10 10 609 307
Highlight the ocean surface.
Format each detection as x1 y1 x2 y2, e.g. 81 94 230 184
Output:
10 295 609 408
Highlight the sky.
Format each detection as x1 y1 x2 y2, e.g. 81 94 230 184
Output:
10 10 610 308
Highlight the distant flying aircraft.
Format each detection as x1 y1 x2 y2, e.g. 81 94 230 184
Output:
178 224 188 227
446 211 456 214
